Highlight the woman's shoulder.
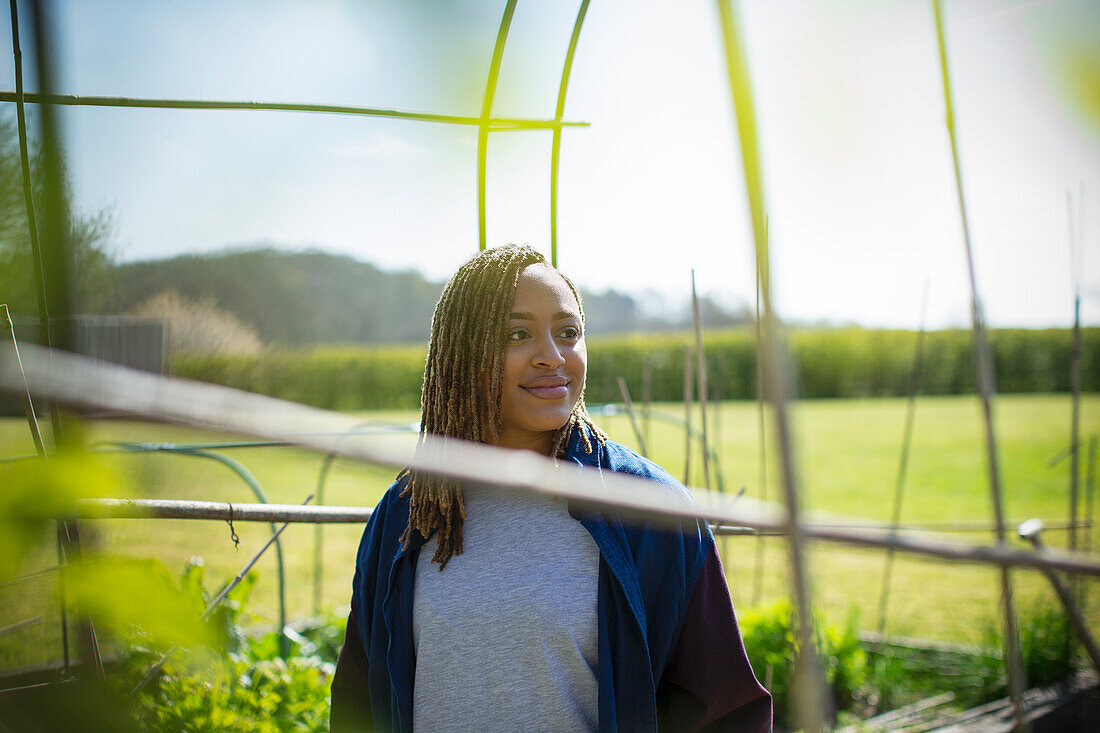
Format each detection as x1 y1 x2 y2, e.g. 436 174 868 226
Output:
598 439 691 496
369 473 412 524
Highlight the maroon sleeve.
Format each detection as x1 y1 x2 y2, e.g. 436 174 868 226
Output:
656 543 773 731
330 610 373 732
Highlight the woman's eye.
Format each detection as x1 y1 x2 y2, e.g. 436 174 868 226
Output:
507 328 530 342
557 326 580 339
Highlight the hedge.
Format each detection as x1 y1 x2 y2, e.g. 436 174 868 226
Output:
174 328 1098 411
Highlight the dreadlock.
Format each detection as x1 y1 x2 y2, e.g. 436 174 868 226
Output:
398 244 607 568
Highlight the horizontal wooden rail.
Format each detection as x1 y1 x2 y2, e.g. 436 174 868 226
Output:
0 91 589 129
7 345 1100 578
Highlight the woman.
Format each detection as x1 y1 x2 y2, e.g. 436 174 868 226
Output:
331 245 771 732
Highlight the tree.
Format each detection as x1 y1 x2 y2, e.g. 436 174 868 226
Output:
0 113 117 320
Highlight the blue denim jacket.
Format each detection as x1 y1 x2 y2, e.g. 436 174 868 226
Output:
348 429 717 732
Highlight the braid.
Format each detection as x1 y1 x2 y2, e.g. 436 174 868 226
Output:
400 244 606 568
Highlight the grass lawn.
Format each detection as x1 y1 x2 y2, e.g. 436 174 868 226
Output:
1 393 1097 670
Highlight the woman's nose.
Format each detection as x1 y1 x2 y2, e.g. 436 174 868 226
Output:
532 333 565 368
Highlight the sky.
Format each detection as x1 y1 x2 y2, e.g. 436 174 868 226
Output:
2 0 1098 329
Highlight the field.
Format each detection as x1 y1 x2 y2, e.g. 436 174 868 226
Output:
1 393 1098 672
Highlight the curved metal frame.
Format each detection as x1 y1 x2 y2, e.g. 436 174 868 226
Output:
0 91 588 130
476 0 519 251
101 442 291 659
550 0 592 267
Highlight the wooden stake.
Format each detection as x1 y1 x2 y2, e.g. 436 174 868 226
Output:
617 376 649 458
877 281 930 635
932 1 1028 727
683 345 693 486
691 270 712 491
715 2 826 728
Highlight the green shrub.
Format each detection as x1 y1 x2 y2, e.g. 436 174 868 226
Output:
985 599 1079 692
115 559 338 732
738 600 867 729
174 328 1097 411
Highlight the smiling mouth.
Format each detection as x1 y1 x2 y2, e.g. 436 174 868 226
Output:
521 381 570 399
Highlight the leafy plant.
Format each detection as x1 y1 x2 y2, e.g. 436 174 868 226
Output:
739 600 867 728
116 561 339 732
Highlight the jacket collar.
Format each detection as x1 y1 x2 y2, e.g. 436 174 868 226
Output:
565 424 650 643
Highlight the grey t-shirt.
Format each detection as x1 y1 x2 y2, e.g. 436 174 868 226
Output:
412 485 600 732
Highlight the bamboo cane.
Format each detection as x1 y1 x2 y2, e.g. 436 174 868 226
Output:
691 270 712 491
642 356 653 455
21 0 102 682
617 376 649 457
714 2 826 728
1083 435 1097 615
683 344 693 485
931 1 1027 727
1068 191 1082 563
752 223 768 606
877 282 930 635
1018 520 1100 674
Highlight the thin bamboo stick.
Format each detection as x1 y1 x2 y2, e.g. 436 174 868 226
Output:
0 565 60 588
616 376 648 457
130 495 315 696
6 0 59 442
877 281 930 635
0 617 42 637
931 1 1027 727
549 0 592 267
0 301 69 673
1017 520 1100 674
714 2 826 729
691 270 711 491
1069 191 1082 561
1084 435 1098 613
642 356 653 453
682 344 693 485
751 217 767 606
477 0 519 251
0 91 587 130
313 452 338 616
71 499 1100 578
2 304 47 458
24 0 99 682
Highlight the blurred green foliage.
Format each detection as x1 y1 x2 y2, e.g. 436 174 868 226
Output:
0 450 112 581
742 599 1082 728
984 598 1079 693
118 559 340 732
69 556 213 655
176 327 1097 410
176 344 426 410
738 600 867 729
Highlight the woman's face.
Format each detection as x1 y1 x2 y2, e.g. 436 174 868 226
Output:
494 263 586 453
